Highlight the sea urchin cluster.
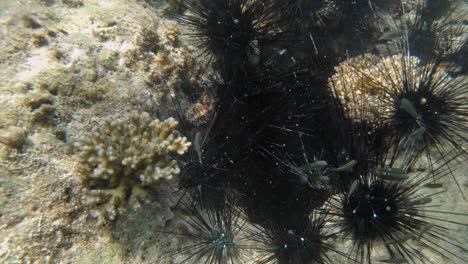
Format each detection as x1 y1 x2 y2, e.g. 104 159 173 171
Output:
163 0 467 263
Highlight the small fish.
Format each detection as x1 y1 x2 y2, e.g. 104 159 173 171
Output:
375 43 392 53
386 232 413 244
410 196 432 206
347 180 360 202
317 175 329 182
379 29 403 41
299 160 328 172
277 48 287 56
396 232 413 241
306 175 329 188
423 183 443 189
378 257 408 263
400 98 420 120
370 106 381 123
377 168 409 181
57 28 69 35
333 160 358 172
409 127 427 140
416 224 434 241
439 62 463 75
194 132 203 164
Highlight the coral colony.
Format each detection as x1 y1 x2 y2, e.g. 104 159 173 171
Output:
76 0 466 263
76 112 191 221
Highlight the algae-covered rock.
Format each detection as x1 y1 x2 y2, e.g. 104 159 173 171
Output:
0 0 201 262
0 126 26 149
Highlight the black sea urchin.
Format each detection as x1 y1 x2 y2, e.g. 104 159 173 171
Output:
378 3 467 178
172 0 285 79
246 212 346 264
328 48 467 196
328 158 468 264
164 202 248 264
273 0 326 32
375 52 466 193
406 0 465 60
177 84 247 212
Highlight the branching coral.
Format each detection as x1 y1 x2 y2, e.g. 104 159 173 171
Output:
76 112 191 221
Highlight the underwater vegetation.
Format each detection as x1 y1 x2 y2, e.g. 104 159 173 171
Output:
164 0 467 263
